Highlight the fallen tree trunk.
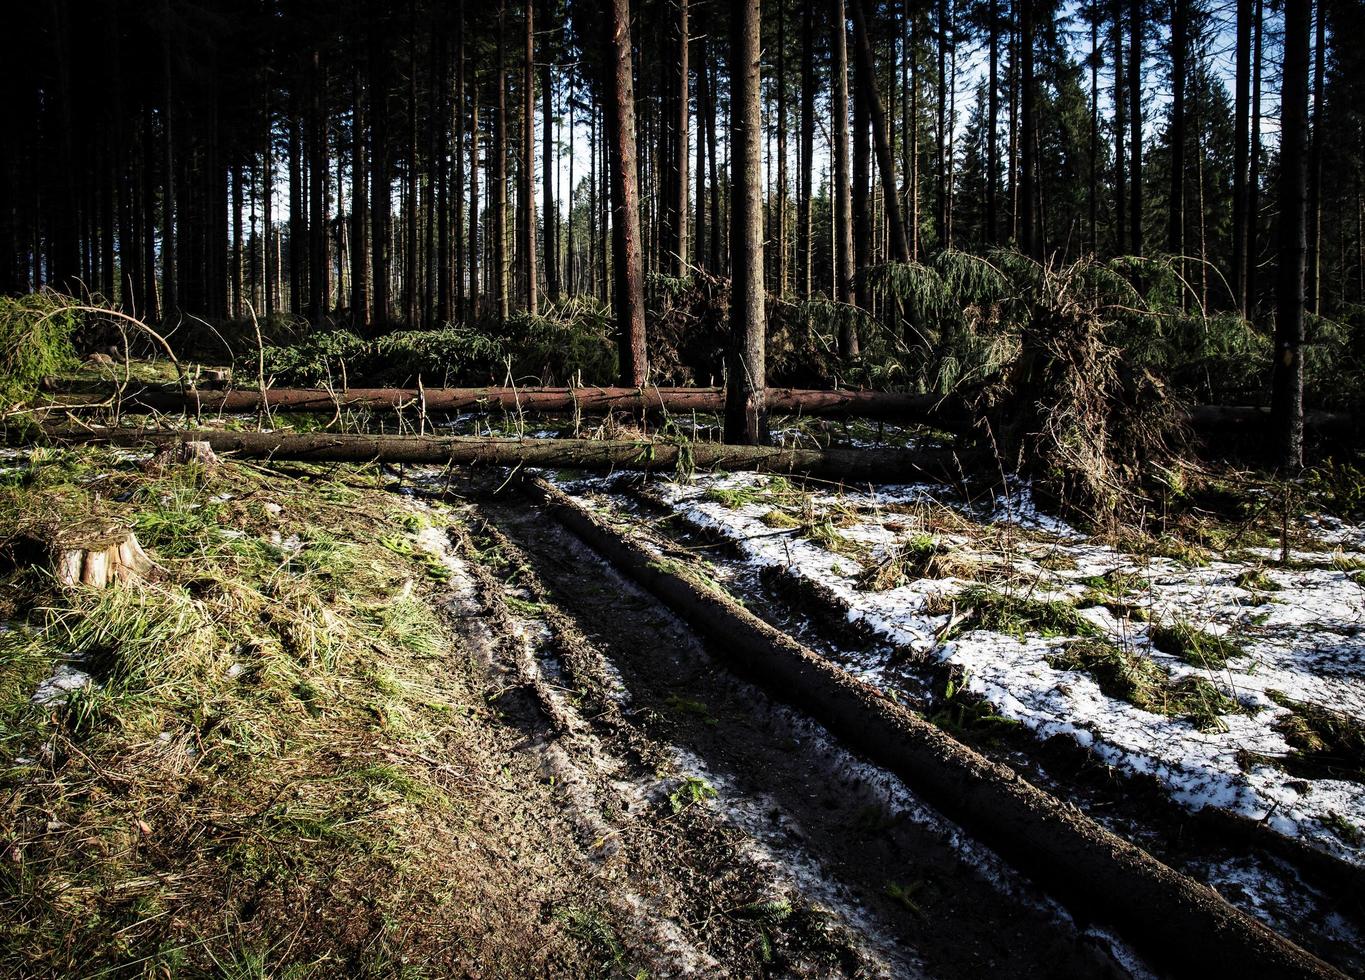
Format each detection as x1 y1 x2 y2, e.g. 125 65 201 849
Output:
1186 404 1355 436
33 384 1356 436
35 384 951 422
523 474 1340 980
30 428 964 483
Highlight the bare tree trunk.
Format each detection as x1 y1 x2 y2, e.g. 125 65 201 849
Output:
1020 0 1037 259
798 0 814 296
1168 0 1186 271
494 1 510 321
161 0 178 320
832 0 857 354
541 0 559 302
727 0 767 445
370 27 390 326
1113 0 1126 253
851 0 910 262
987 0 999 245
309 49 329 326
1273 0 1309 469
1127 0 1142 257
671 0 690 276
605 0 647 385
1246 0 1263 314
1232 0 1250 309
469 78 481 318
1305 0 1324 315
350 56 370 326
454 0 467 319
522 0 538 315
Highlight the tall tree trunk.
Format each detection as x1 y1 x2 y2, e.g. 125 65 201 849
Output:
987 0 999 245
404 1 419 327
705 47 721 273
1113 0 1126 253
1020 0 1037 259
454 1 467 319
851 0 910 262
469 78 481 318
1232 0 1250 310
1088 6 1098 254
605 0 647 385
727 0 766 445
1246 0 1263 315
695 33 709 271
831 0 856 349
798 1 814 296
1168 0 1186 267
161 1 178 320
671 0 689 276
370 27 390 326
775 0 788 294
852 11 871 310
232 163 244 318
541 0 558 301
1127 0 1142 257
1273 0 1309 468
351 57 370 326
1305 0 1324 315
494 1 510 321
522 0 538 314
935 0 948 246
309 50 329 326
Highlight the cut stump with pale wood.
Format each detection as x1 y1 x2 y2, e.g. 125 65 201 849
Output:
53 525 154 588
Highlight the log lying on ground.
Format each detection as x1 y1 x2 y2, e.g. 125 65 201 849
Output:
31 428 965 483
1186 404 1356 436
34 384 1355 437
522 474 1340 980
37 385 953 423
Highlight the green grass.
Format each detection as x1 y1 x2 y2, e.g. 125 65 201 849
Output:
1047 638 1247 731
1147 621 1243 669
955 585 1099 639
1267 690 1365 783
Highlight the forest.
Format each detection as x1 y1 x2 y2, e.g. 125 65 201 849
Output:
1 0 1364 976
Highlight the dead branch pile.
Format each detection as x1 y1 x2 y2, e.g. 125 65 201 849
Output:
977 262 1190 528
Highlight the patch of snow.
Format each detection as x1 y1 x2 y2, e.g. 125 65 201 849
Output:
635 472 1365 867
31 665 94 705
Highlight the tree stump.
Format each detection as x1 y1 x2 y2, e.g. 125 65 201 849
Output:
53 526 153 588
177 440 220 467
197 368 232 389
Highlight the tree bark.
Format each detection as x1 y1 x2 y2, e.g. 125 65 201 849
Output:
1232 0 1250 311
798 0 815 296
523 0 538 315
850 0 910 263
831 0 857 343
494 1 510 321
1305 0 1325 315
38 429 956 482
726 0 767 445
1020 0 1038 259
1168 0 1186 266
1272 0 1310 470
1127 0 1142 257
605 0 648 385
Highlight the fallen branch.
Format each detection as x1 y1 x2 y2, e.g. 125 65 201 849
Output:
28 428 964 482
524 474 1339 980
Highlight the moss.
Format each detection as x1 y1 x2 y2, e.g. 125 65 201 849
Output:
1266 690 1365 784
956 585 1098 639
1047 639 1246 731
1234 568 1282 592
760 509 802 529
1147 621 1243 669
